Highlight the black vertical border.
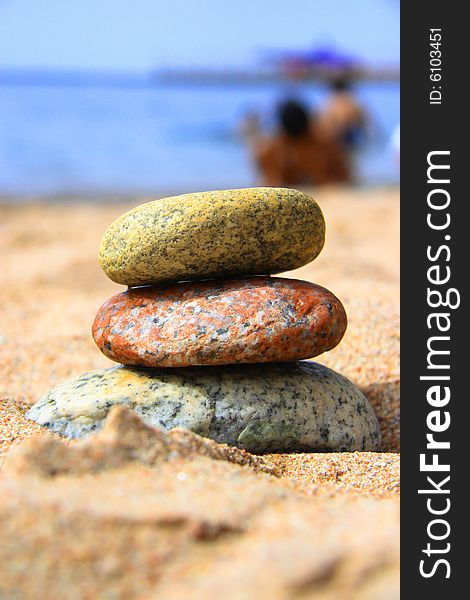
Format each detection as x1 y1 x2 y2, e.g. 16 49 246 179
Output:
401 3 467 596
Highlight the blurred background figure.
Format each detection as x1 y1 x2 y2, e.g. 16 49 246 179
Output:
237 110 263 147
390 123 400 165
254 99 350 186
318 76 368 153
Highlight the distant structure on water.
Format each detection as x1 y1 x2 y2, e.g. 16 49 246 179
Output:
0 46 399 89
154 45 399 86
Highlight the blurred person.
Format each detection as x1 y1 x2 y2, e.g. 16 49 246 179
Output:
254 99 350 186
390 123 400 165
237 110 263 146
319 76 368 152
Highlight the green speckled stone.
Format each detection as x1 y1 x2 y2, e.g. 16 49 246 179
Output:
27 362 381 452
99 188 325 286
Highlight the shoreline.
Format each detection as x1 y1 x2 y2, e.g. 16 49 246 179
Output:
0 182 400 206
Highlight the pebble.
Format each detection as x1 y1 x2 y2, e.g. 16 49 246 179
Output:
92 277 347 367
98 187 325 286
26 361 381 453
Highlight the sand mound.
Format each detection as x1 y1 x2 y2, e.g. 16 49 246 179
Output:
1 408 399 599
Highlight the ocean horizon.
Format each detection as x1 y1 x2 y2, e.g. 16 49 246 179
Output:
0 78 399 198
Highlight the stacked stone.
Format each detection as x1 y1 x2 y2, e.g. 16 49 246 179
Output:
28 188 380 452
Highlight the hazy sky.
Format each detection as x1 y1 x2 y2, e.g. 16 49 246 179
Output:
0 0 399 71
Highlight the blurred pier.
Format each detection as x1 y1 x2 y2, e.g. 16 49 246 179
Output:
153 66 400 86
0 65 399 88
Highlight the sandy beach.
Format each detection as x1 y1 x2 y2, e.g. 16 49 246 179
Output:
0 185 400 597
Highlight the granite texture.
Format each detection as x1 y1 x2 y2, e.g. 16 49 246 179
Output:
27 362 381 452
98 188 325 286
92 277 347 367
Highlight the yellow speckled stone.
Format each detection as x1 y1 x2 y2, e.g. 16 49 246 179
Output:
99 187 325 286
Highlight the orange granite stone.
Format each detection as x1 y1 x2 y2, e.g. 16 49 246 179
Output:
92 277 347 367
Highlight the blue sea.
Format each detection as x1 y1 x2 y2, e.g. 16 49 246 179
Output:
0 81 399 196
